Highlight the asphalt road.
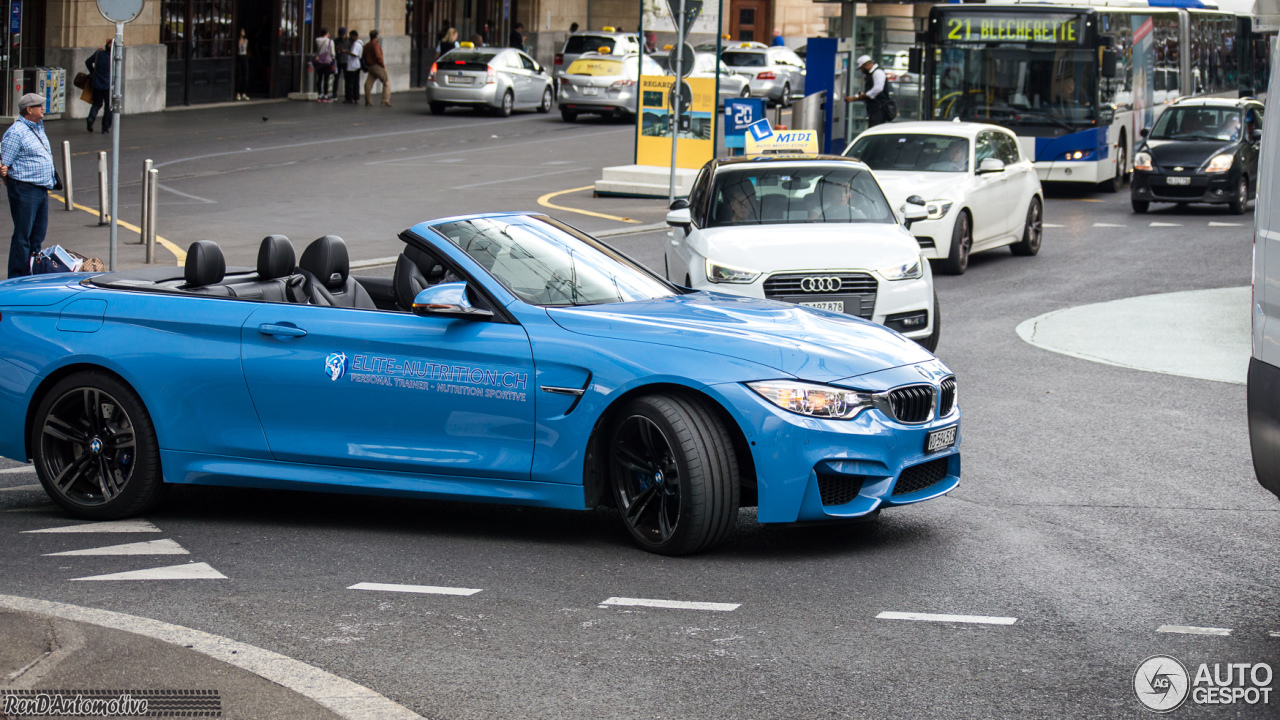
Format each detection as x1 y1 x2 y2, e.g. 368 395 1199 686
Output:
2 93 1277 719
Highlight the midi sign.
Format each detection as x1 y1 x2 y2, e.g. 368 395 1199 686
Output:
939 13 1085 45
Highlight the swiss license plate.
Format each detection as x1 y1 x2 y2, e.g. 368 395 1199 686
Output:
800 301 844 312
447 75 473 85
582 86 599 96
925 425 957 454
1166 176 1191 185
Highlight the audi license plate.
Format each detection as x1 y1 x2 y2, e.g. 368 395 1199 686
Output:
925 425 957 454
582 87 599 96
800 301 844 312
1166 176 1191 185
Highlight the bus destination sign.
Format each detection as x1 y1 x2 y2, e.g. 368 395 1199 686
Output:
940 13 1084 45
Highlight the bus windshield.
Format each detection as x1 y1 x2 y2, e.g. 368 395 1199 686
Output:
934 46 1097 136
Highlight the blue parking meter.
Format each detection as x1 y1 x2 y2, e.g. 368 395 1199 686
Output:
724 98 765 156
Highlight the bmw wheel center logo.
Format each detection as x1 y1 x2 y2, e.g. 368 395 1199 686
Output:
801 276 842 293
325 352 348 382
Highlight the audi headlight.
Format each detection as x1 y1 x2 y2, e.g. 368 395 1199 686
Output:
747 380 873 420
925 201 953 220
705 259 761 284
1205 154 1234 173
1134 151 1153 172
878 258 923 281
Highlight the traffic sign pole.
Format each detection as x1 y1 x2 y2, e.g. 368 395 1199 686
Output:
668 0 686 204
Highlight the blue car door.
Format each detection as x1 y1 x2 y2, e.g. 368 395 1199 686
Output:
239 303 536 480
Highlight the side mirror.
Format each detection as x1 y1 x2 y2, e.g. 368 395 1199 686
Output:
976 158 1005 174
412 282 493 321
670 198 690 211
1101 49 1118 78
667 206 692 231
902 196 927 229
1140 127 1149 138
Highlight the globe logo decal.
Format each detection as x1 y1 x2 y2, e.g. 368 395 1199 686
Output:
325 352 348 382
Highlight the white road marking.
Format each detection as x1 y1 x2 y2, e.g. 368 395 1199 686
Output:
0 594 424 720
0 465 34 474
45 539 189 557
24 519 161 533
876 611 1017 625
1209 221 1243 227
1043 223 1065 228
71 562 226 581
600 597 740 612
1270 631 1280 638
1149 222 1182 227
543 160 573 165
0 484 40 493
451 167 584 190
1157 625 1232 636
437 157 465 163
348 582 481 596
366 128 628 166
1093 223 1126 227
157 184 217 204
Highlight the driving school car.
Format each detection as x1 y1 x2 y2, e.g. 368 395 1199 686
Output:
0 213 960 555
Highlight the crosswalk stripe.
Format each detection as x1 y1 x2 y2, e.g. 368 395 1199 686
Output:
1043 223 1065 228
1093 223 1126 228
70 562 227 581
348 582 481 596
877 611 1017 625
600 597 740 612
1208 221 1243 227
0 484 41 493
45 539 189 556
0 465 34 474
1157 625 1232 636
1149 222 1181 227
24 519 161 534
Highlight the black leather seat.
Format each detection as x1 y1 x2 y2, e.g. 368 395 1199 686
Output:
393 245 447 311
226 235 305 303
182 241 232 296
298 235 376 310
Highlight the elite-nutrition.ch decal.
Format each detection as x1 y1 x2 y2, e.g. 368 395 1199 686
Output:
324 351 529 402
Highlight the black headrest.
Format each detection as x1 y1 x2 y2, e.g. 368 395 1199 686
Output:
184 241 226 288
300 235 349 290
257 235 296 280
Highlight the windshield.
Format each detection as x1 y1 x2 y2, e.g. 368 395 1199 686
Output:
847 134 970 173
433 215 677 307
708 166 895 227
723 52 767 67
1150 107 1242 141
934 47 1097 136
565 36 616 54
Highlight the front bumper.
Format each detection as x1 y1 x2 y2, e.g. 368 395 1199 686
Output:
1034 160 1102 184
426 83 500 107
905 213 959 261
1131 170 1236 204
709 381 961 524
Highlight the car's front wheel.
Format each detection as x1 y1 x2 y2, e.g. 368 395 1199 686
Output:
608 394 739 555
918 291 941 353
1010 196 1042 256
538 88 553 113
1132 197 1150 213
1230 176 1249 215
942 209 971 275
32 371 164 520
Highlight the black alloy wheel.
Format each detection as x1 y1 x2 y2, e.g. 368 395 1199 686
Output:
1230 176 1249 215
608 394 738 555
1011 196 1043 256
496 91 514 117
561 108 577 122
32 371 163 519
538 87 553 113
942 210 972 275
1132 196 1150 213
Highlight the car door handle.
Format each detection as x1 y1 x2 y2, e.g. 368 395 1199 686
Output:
258 323 307 338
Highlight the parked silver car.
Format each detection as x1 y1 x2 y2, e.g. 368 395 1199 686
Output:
720 45 805 106
427 46 554 117
554 30 642 80
558 52 666 122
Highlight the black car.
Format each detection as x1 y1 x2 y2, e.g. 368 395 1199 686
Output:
1131 98 1264 214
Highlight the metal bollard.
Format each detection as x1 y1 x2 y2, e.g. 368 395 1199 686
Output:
139 159 152 245
145 168 158 264
97 151 108 225
61 141 73 210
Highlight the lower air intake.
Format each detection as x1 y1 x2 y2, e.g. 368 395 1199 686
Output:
892 458 950 496
817 472 864 506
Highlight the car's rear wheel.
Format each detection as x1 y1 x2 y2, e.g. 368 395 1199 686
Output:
1230 176 1249 215
561 108 577 122
32 371 163 520
942 209 971 275
538 87 553 113
1010 196 1043 256
917 291 941 353
608 394 739 555
495 91 514 117
779 83 791 108
429 102 446 115
1132 197 1150 213
739 86 750 98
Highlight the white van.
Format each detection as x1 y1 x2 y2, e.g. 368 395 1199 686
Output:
1249 40 1280 500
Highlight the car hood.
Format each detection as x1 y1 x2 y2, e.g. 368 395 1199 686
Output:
1144 139 1235 168
546 291 932 383
871 171 966 204
694 223 920 274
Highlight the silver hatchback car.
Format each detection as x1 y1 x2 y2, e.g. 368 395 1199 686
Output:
554 30 642 80
721 45 805 106
558 52 666 121
427 46 555 117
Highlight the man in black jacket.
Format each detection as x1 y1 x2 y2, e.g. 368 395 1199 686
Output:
844 55 891 128
85 40 113 134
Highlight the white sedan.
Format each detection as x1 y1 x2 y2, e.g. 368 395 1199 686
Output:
844 121 1044 275
664 155 939 351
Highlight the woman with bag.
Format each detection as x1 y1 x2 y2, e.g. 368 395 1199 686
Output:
313 28 337 102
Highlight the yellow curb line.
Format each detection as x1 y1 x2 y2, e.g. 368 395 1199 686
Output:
537 185 639 224
49 193 185 266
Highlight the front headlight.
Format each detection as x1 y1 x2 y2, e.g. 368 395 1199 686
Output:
705 259 761 284
1205 154 1234 173
878 258 923 281
747 380 873 420
925 201 953 220
1134 151 1153 171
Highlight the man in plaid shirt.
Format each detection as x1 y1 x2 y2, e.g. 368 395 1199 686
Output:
0 93 56 278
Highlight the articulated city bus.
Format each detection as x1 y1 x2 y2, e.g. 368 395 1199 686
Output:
921 0 1274 190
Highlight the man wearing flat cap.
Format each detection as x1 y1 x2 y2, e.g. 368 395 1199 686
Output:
845 55 892 128
0 93 57 278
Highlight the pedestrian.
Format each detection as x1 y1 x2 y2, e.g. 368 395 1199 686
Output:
437 27 458 55
569 22 579 34
84 39 112 133
510 22 525 51
314 27 336 102
469 33 485 47
771 28 785 47
235 29 250 100
334 27 349 100
0 94 57 279
363 30 391 107
644 31 657 53
342 30 363 104
844 54 892 127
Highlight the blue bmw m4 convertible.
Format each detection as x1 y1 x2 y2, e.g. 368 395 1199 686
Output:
0 213 960 554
